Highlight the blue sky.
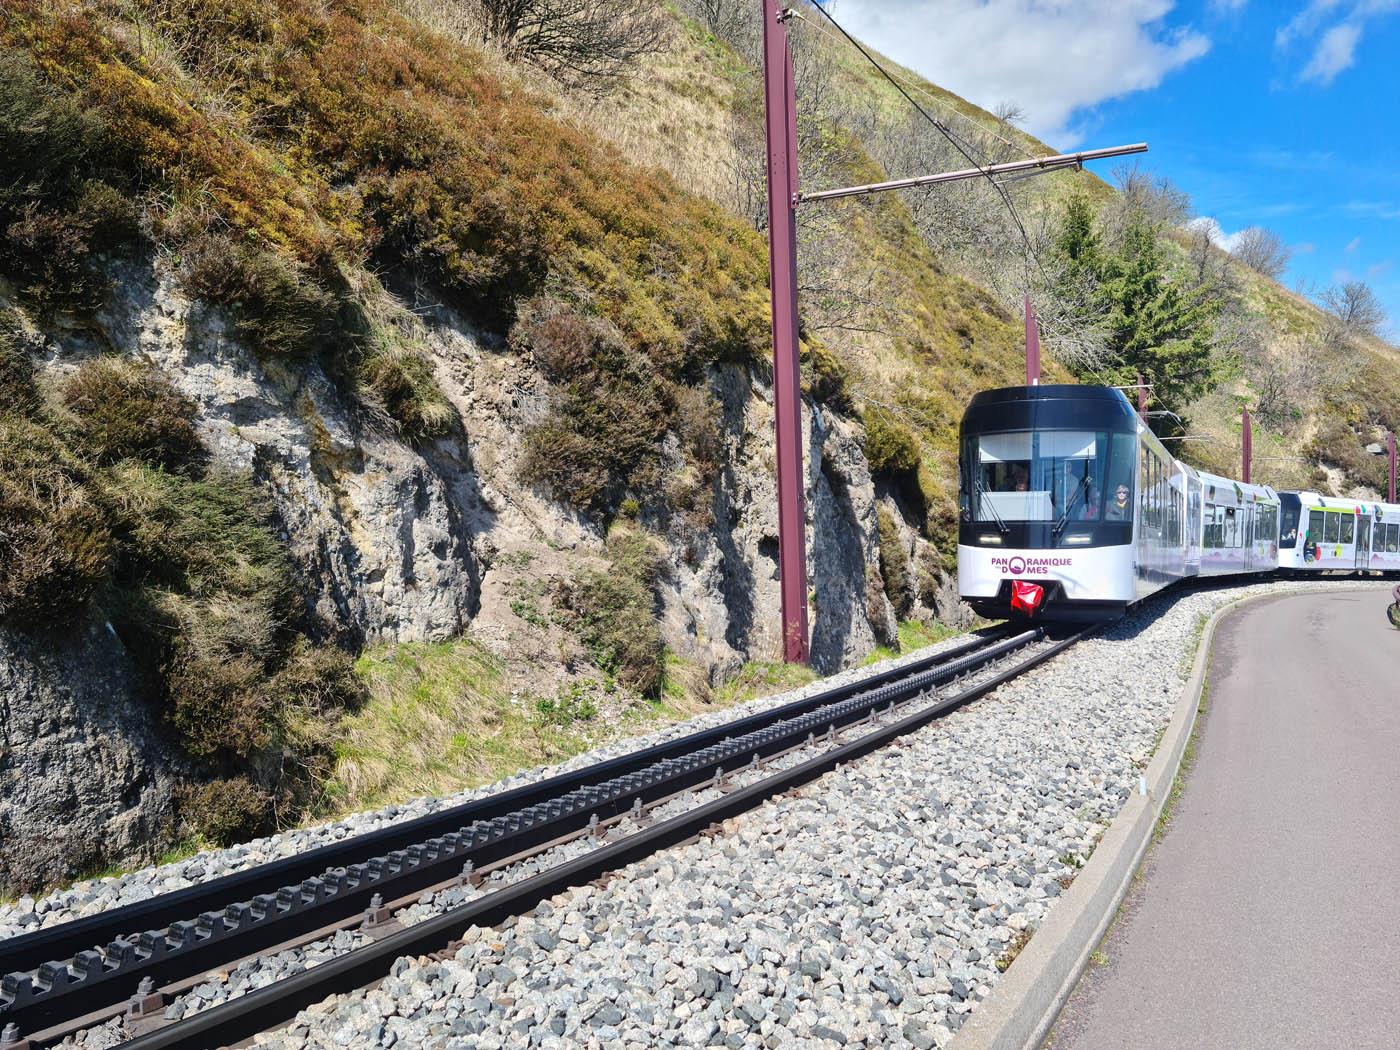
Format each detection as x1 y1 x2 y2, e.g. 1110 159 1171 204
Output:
824 1 1400 340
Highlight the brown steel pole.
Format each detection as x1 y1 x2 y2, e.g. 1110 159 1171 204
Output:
1242 405 1251 484
761 1 809 663
1390 432 1396 504
1024 295 1040 386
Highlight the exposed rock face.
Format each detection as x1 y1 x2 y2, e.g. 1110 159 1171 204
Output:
50 260 937 672
5 258 967 888
0 618 182 893
83 262 482 646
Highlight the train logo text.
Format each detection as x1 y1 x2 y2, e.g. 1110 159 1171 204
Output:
991 555 1073 575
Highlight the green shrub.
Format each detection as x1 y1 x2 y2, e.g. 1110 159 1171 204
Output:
105 464 296 612
3 201 113 315
355 347 457 443
166 631 273 758
516 296 722 515
267 638 366 717
516 298 669 513
0 53 137 314
63 358 204 470
864 409 922 475
0 310 40 418
176 777 274 847
0 416 111 628
0 49 105 215
534 682 598 727
179 234 337 357
802 339 852 410
1305 416 1388 492
876 505 912 618
557 525 665 697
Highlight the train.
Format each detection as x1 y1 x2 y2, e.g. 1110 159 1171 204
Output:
957 384 1400 621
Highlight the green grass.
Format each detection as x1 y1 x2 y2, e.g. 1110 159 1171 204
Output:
328 638 550 813
711 660 819 707
861 618 971 666
1155 675 1208 843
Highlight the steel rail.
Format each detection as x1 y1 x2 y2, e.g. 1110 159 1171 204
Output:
1 628 1035 1039
0 627 1006 977
110 627 1087 1050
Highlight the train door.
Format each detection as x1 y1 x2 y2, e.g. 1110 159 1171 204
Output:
1185 477 1202 575
1356 515 1371 568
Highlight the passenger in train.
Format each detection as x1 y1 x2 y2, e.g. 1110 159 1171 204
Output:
1011 464 1029 491
1107 482 1131 520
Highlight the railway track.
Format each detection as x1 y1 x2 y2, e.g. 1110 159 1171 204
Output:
0 624 1087 1050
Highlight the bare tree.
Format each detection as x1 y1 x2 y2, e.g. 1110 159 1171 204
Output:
1100 161 1193 245
993 100 1027 128
1320 280 1386 338
684 0 752 46
1231 226 1292 279
467 0 665 85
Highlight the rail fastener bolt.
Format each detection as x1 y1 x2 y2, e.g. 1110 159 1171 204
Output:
127 975 165 1019
362 892 392 929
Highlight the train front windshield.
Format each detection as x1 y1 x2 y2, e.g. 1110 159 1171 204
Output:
968 431 1137 526
959 385 1142 551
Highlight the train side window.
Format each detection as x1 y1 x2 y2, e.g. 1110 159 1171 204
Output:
1390 523 1399 552
1323 512 1339 543
1340 514 1355 544
1307 509 1324 547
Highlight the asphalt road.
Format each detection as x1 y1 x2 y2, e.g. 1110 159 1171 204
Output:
1047 587 1400 1050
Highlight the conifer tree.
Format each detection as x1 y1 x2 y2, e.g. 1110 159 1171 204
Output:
1053 197 1226 428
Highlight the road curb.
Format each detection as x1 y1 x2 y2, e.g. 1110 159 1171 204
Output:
946 591 1273 1050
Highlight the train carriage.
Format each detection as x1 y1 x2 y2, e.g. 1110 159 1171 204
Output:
1370 501 1400 572
1277 491 1374 571
1193 470 1279 577
958 384 1182 620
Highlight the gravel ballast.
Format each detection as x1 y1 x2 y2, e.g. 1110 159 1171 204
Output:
8 579 1385 1050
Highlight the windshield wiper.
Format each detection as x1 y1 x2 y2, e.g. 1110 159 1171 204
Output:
1053 476 1090 537
974 476 1009 533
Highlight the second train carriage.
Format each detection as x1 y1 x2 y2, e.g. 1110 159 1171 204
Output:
1276 492 1400 573
955 383 1362 622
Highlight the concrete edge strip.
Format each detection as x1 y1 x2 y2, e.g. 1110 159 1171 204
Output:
946 590 1277 1050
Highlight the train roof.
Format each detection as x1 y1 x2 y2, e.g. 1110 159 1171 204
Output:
1283 491 1400 520
1195 469 1278 504
962 384 1138 435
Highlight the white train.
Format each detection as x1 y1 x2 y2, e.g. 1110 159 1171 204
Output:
956 384 1400 621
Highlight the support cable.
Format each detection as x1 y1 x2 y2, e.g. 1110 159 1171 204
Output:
804 3 1062 299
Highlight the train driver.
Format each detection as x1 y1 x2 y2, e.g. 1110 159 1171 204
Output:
1106 482 1131 521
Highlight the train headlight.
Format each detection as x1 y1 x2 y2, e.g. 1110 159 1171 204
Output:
979 534 1003 545
1060 532 1093 545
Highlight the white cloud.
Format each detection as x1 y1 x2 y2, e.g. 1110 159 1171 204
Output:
1345 236 1362 254
1343 200 1400 220
819 1 1210 147
1300 21 1362 82
1296 242 1316 255
1369 259 1395 279
1276 1 1400 85
1276 0 1346 48
1189 216 1244 252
